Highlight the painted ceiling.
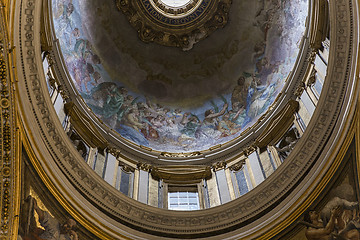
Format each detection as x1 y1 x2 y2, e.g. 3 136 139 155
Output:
51 0 308 152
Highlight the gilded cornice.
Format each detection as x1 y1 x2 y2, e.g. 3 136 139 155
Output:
14 0 360 239
137 162 152 172
160 151 202 158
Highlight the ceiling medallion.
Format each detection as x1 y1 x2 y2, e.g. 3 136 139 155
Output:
116 0 232 50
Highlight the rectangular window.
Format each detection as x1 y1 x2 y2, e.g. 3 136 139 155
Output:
168 186 200 211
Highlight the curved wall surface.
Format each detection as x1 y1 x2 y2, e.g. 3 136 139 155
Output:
51 0 308 152
5 0 360 239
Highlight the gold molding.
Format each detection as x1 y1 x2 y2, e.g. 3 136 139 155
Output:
228 159 245 172
0 1 21 238
160 151 201 158
19 124 127 240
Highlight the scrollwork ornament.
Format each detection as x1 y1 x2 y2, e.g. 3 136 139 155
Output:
307 69 317 87
119 162 135 173
243 145 256 156
57 85 69 102
229 159 246 172
47 70 56 89
160 151 201 158
115 0 232 50
294 82 306 97
14 0 359 237
108 147 122 159
307 49 318 63
137 162 152 172
212 161 226 171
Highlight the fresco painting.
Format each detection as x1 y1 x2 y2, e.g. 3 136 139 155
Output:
282 148 360 240
299 182 360 240
18 191 79 240
51 0 308 152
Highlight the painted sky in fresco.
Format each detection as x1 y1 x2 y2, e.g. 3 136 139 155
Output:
52 0 308 152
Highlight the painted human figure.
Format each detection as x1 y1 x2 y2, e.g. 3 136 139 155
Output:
303 198 360 240
21 196 78 240
304 207 341 240
123 108 144 132
320 197 360 240
101 86 127 121
140 109 159 140
178 113 200 147
217 113 241 137
117 108 149 146
199 102 228 138
231 76 248 111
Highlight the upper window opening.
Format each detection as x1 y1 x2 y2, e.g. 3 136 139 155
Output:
168 191 200 211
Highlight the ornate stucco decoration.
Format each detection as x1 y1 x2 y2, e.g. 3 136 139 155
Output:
0 5 19 238
151 165 211 183
115 0 232 50
212 160 226 171
160 151 202 158
137 162 153 171
228 159 246 172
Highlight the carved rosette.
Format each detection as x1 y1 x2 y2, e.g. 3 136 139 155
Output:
115 0 232 50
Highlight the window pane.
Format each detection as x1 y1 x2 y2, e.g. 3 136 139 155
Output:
168 191 200 210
